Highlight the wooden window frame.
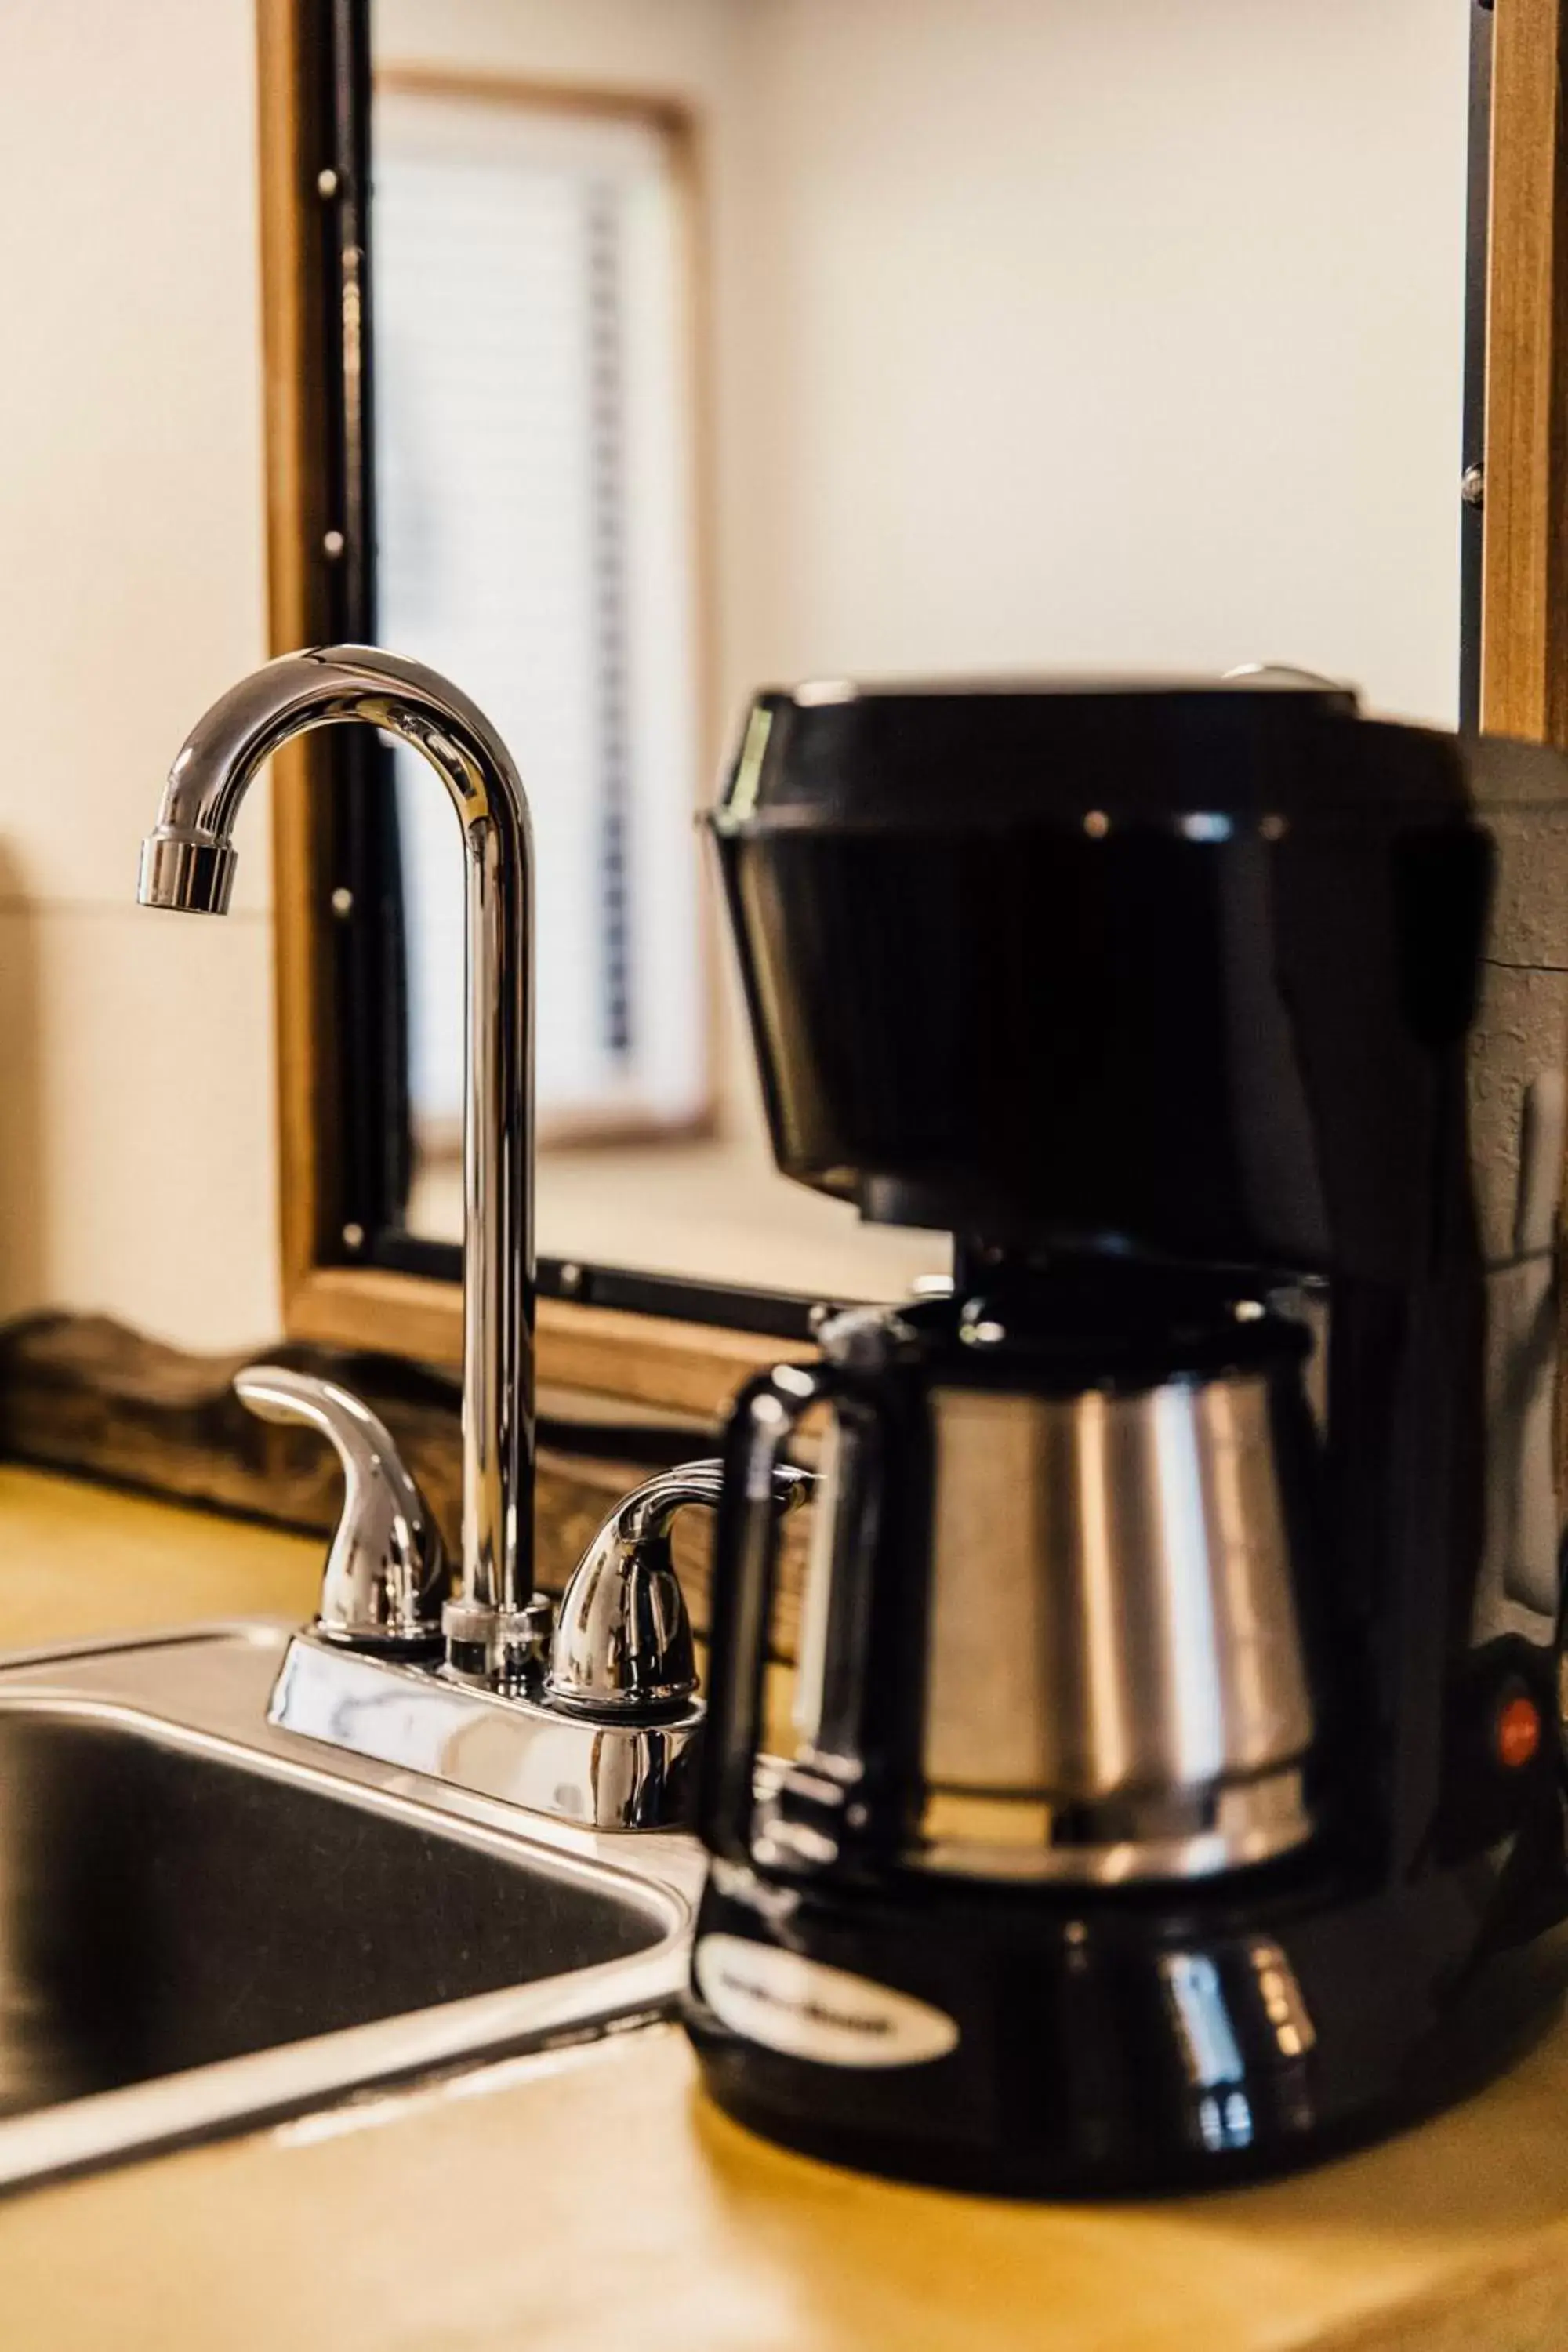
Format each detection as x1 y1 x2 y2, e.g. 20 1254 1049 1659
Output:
1482 0 1568 739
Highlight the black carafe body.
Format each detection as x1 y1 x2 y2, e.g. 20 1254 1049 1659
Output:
684 681 1568 2192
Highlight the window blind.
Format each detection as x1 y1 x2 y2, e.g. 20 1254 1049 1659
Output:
372 87 706 1138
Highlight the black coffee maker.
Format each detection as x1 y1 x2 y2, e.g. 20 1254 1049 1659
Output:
684 678 1568 2192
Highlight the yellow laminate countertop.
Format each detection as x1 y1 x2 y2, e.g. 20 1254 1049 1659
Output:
6 1464 1568 2351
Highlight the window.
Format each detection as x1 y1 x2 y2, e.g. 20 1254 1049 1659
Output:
372 81 706 1181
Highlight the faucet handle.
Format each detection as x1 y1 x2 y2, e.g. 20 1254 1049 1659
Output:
234 1365 448 1655
545 1458 813 1721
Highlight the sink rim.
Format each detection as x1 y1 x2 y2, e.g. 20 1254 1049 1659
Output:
0 1621 697 2196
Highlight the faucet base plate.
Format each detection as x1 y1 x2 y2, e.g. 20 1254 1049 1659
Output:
267 1630 704 1831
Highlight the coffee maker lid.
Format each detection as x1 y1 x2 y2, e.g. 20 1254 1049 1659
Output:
710 673 1492 834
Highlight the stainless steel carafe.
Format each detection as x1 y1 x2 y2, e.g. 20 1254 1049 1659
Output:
707 1289 1320 1890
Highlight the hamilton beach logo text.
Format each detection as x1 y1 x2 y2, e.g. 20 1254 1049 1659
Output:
713 1958 893 2038
695 1935 960 2068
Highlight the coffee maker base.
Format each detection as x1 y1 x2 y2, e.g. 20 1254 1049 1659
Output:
684 1861 1568 2197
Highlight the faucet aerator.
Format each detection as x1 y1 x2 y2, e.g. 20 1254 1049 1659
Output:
137 829 238 916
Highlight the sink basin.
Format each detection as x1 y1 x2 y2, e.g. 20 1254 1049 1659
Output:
0 1711 663 2115
0 1623 698 2192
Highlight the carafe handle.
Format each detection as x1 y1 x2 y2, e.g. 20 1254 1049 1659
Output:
698 1357 889 1864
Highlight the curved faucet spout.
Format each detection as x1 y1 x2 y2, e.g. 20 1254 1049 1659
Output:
139 644 536 1661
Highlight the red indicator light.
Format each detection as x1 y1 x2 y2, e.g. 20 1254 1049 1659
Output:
1496 1692 1542 1772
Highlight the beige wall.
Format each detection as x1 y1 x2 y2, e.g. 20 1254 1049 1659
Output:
0 0 277 1351
0 0 1472 1348
720 0 1469 726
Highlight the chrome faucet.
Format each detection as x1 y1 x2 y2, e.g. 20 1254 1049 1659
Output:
139 644 540 1683
140 644 815 1829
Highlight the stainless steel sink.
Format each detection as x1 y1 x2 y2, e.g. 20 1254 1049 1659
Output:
0 1621 699 2193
